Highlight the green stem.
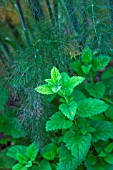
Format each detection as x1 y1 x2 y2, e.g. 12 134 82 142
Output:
64 96 69 103
33 161 39 165
102 98 113 105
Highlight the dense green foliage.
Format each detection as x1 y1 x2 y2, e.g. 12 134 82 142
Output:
0 0 113 169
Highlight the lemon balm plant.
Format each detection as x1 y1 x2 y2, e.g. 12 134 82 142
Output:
1 46 113 170
35 56 113 170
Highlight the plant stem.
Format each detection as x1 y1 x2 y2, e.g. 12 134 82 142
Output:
109 0 113 28
10 0 31 45
45 0 55 26
102 98 113 105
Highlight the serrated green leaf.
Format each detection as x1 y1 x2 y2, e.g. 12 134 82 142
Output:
51 67 61 83
46 112 73 131
85 82 105 98
38 160 52 170
45 79 55 86
81 46 92 64
7 145 27 160
104 154 113 164
57 145 78 170
69 76 85 88
59 101 77 120
59 73 85 96
41 143 57 161
63 130 91 165
91 120 113 142
16 153 27 164
77 98 108 117
26 143 38 161
35 84 54 94
92 55 111 71
81 64 92 74
12 163 27 170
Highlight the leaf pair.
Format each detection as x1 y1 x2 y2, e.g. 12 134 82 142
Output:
35 67 85 96
70 46 111 75
35 67 62 94
7 143 38 170
46 98 108 131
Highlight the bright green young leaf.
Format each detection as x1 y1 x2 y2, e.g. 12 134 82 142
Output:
45 67 61 86
46 111 73 131
38 160 52 170
85 82 105 98
26 143 38 161
91 120 113 142
35 84 54 94
68 76 85 89
92 55 111 71
41 143 57 161
77 98 108 117
7 145 27 160
16 153 27 164
45 79 55 86
104 154 113 164
52 85 62 93
63 130 91 165
59 101 77 120
60 73 84 90
81 46 92 64
81 64 92 74
12 163 27 170
25 160 32 167
59 73 85 96
57 145 78 170
51 67 61 83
